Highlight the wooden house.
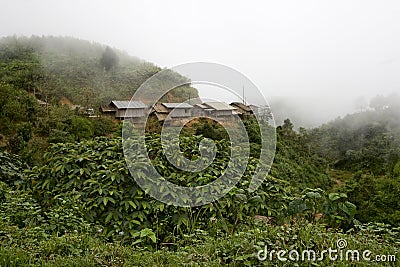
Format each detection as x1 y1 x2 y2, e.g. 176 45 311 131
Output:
149 103 169 122
201 102 236 118
161 103 193 118
100 100 147 120
193 104 213 117
100 104 116 117
230 102 254 117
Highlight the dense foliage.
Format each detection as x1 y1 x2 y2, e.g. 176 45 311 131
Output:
24 135 292 240
303 102 400 226
0 36 198 107
1 36 399 266
0 133 398 265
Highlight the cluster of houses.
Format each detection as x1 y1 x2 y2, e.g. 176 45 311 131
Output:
100 100 269 124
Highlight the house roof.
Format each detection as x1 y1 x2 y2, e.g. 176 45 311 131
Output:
111 100 146 109
232 108 243 115
162 103 193 109
194 104 208 109
152 103 169 113
154 112 168 121
100 105 116 112
230 102 252 112
203 102 236 111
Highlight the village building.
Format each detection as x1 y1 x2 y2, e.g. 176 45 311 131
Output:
230 102 254 117
99 104 117 118
192 103 213 117
100 100 147 121
200 102 237 118
162 103 193 118
149 103 169 122
100 100 260 123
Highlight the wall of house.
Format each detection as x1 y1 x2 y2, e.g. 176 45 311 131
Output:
214 110 233 117
169 108 192 117
116 108 145 118
101 111 116 118
192 108 204 117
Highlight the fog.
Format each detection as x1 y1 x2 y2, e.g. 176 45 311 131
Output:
1 0 400 127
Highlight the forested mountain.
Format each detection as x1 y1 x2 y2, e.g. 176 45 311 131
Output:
309 97 400 174
0 35 198 164
0 35 198 107
1 36 399 265
302 99 400 226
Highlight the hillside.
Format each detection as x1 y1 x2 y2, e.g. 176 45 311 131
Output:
0 35 198 107
308 101 400 173
302 102 400 226
0 35 199 164
1 36 400 266
1 130 398 265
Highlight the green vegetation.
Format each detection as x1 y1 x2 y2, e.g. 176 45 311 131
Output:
0 35 197 165
305 101 400 226
2 121 399 265
0 35 198 106
1 36 399 266
1 132 399 266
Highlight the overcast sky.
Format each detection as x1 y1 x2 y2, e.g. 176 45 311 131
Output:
1 0 399 125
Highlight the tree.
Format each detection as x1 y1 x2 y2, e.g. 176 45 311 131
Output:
68 116 94 141
282 118 294 133
100 46 118 71
369 95 388 110
0 85 38 134
0 42 42 92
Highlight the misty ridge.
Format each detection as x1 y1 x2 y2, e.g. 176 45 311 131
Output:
2 35 398 130
0 35 198 107
270 93 400 128
2 35 399 174
2 1 400 265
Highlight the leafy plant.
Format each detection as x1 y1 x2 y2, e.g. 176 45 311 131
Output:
0 151 26 186
288 188 356 228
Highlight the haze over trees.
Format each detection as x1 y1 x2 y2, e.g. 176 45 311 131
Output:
0 36 399 266
0 36 198 107
100 46 119 71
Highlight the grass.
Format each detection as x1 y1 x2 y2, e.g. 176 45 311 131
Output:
0 222 398 266
326 168 354 192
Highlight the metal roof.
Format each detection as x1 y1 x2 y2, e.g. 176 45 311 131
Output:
194 104 208 109
111 100 146 109
162 103 193 109
152 103 169 113
203 102 236 111
100 105 116 112
230 102 252 112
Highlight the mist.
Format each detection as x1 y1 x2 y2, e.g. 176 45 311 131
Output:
269 96 358 128
1 0 400 127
